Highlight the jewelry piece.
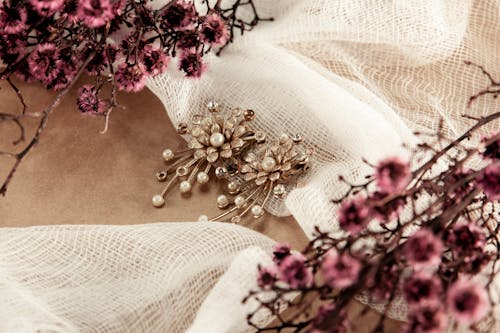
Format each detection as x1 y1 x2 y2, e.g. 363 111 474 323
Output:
152 101 258 208
152 102 312 224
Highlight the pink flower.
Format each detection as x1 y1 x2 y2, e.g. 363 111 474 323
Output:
140 45 169 76
160 0 197 29
369 260 400 300
321 249 361 289
375 156 411 193
278 253 313 289
446 279 489 324
77 84 108 114
199 12 230 47
311 303 347 333
405 301 447 333
482 131 499 160
368 191 405 222
28 0 65 16
337 195 371 234
0 3 27 34
476 162 500 201
257 265 278 289
177 30 200 50
403 273 442 305
178 49 207 78
272 243 291 264
77 0 115 28
27 43 61 83
403 229 443 269
445 220 486 258
114 63 147 92
84 45 118 75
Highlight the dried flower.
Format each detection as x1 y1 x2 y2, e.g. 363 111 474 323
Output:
405 301 447 333
27 43 61 83
482 131 499 160
272 243 291 264
375 156 411 193
337 195 371 234
446 279 488 324
200 12 230 47
140 45 169 76
257 265 278 289
321 249 361 289
28 0 65 16
278 253 313 289
114 63 147 92
311 304 347 333
77 0 115 28
476 162 500 201
77 84 107 114
160 0 197 29
403 273 442 305
178 48 207 78
0 3 27 34
368 191 405 222
403 229 443 269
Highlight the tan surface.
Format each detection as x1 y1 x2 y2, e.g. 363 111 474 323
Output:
0 76 400 332
0 76 308 247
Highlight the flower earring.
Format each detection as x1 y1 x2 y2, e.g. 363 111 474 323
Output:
152 102 312 223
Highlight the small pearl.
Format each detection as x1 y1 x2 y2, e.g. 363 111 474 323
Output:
217 194 229 208
197 172 209 184
162 149 174 161
198 215 209 222
234 195 245 208
251 205 264 218
152 195 165 207
227 181 239 194
261 156 277 172
209 132 225 147
179 181 192 193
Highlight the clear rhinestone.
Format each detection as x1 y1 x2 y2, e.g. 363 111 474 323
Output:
255 131 266 143
207 101 219 112
191 114 203 125
194 150 206 159
273 184 286 198
292 133 303 143
215 166 227 178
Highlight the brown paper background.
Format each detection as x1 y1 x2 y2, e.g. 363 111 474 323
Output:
0 76 400 332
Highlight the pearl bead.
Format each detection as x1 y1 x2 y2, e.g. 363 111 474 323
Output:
261 156 277 172
227 181 239 194
197 172 209 184
234 195 245 208
198 215 209 222
251 205 264 218
217 194 229 208
152 195 165 207
179 181 192 193
209 132 225 147
162 149 174 161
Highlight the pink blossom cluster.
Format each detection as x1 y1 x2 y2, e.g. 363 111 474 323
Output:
0 0 236 115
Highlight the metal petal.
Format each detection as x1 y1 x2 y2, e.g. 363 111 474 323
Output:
231 138 244 148
241 164 254 173
244 172 257 181
256 177 268 186
220 149 232 159
207 152 219 163
188 139 204 149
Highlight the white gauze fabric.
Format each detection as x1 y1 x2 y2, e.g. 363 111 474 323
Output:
1 1 500 332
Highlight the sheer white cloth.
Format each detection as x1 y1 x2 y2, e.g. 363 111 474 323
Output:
1 0 500 332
